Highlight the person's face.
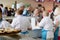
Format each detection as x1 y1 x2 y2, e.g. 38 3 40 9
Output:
34 9 39 16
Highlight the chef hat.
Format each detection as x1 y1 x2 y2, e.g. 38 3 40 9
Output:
17 2 25 9
54 7 60 16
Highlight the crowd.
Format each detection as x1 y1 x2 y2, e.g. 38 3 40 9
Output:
0 2 60 40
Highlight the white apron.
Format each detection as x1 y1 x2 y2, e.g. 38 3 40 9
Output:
46 31 54 39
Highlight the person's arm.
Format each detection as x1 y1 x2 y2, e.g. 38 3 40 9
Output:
38 18 46 28
11 18 17 28
26 18 32 30
54 17 59 32
54 20 59 32
1 21 12 28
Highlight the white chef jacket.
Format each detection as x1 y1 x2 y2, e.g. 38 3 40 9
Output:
0 20 12 28
11 15 31 32
39 16 54 38
54 15 60 36
39 16 54 31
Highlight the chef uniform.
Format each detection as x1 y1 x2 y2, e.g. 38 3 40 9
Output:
0 19 12 28
11 15 31 34
39 16 54 40
11 3 31 35
54 15 60 40
53 7 60 40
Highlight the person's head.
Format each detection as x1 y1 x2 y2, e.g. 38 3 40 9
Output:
42 11 49 17
0 4 3 8
34 8 39 16
38 4 42 7
0 8 2 18
17 3 25 11
27 4 32 11
53 5 58 12
54 7 60 16
5 7 8 10
16 9 23 15
41 6 45 11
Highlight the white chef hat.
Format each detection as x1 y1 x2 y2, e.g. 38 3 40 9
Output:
54 7 60 16
17 2 25 9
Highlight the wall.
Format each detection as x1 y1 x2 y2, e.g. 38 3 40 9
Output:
0 0 60 10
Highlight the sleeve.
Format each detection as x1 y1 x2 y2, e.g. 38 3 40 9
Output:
14 24 21 30
2 21 12 28
27 19 31 28
11 18 17 28
38 18 46 28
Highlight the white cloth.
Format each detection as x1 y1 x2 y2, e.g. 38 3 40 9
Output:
54 15 60 36
0 20 11 28
47 31 54 39
39 17 54 31
11 15 31 32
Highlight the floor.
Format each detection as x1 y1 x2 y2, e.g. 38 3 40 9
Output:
19 35 41 40
0 30 42 40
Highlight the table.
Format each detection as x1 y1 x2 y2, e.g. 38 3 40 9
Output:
0 30 21 35
0 30 21 40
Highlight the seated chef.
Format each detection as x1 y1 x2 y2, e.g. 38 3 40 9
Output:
0 8 11 29
11 3 31 34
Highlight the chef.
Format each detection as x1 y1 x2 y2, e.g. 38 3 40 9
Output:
15 2 25 17
54 7 60 40
38 11 54 40
11 3 31 35
0 8 11 29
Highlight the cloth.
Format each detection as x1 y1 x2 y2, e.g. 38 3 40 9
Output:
0 20 12 28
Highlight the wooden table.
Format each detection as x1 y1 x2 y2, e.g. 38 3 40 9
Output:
0 30 21 35
0 30 21 40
